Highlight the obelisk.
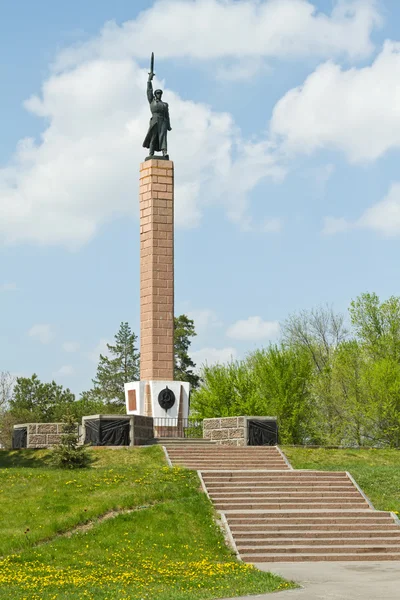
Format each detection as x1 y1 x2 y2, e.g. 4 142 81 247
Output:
139 159 175 405
124 54 189 424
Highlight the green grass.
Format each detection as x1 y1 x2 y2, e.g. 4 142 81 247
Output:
282 446 400 513
0 447 293 599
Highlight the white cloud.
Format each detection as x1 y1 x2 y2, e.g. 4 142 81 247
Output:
216 58 271 82
28 324 54 345
271 41 400 163
62 341 80 353
0 282 18 292
191 346 238 370
53 365 75 377
55 0 379 69
227 316 280 341
187 309 222 333
357 183 400 236
324 182 400 238
86 338 111 363
0 58 280 247
0 1 381 248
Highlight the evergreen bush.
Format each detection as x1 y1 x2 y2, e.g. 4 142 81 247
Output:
51 414 91 469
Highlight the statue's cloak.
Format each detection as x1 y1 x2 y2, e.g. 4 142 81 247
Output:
143 99 170 152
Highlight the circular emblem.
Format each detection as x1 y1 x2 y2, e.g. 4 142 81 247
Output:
158 386 176 411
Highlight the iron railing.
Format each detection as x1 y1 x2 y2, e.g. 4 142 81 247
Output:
153 417 203 438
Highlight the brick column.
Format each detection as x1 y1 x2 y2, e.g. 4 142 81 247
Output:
139 159 174 385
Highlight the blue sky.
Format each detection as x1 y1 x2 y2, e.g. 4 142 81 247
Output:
2 0 400 395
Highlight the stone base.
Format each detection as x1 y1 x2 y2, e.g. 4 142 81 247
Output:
124 380 190 420
145 154 169 161
203 416 278 446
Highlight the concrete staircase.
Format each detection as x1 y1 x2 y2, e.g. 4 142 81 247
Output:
164 441 400 562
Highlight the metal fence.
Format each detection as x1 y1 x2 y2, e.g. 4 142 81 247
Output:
153 418 203 438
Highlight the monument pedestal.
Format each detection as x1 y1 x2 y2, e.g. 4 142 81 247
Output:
124 380 190 420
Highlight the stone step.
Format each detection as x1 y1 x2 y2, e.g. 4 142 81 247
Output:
202 469 349 482
238 544 400 555
183 465 288 470
215 497 368 505
167 450 282 455
231 526 398 535
204 476 348 482
152 439 216 445
166 448 282 458
210 491 361 498
237 536 400 547
225 509 384 517
179 464 288 468
173 460 286 468
172 459 288 465
207 485 356 492
241 552 400 562
228 517 392 525
216 502 367 510
179 460 287 463
233 529 400 539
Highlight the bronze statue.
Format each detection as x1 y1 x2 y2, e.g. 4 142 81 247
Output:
143 53 171 160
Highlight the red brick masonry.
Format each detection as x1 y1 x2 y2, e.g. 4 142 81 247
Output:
139 159 174 383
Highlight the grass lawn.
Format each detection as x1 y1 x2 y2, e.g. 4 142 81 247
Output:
0 447 294 599
282 446 400 514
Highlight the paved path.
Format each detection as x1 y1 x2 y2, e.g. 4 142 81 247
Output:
222 561 400 600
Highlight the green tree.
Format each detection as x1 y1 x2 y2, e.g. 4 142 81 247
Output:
349 292 400 361
51 414 91 469
321 340 368 446
174 315 200 388
9 374 75 422
91 322 140 405
190 359 258 419
361 356 400 447
191 345 313 444
249 345 313 444
75 389 125 418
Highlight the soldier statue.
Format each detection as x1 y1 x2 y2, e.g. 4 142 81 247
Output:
143 53 171 159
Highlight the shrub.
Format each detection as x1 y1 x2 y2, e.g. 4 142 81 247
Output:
51 414 91 469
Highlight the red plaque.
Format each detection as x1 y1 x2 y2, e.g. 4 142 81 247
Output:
128 389 137 412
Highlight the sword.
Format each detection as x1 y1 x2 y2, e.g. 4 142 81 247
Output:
149 52 155 78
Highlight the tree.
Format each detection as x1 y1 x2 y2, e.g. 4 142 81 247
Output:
0 371 15 412
91 322 140 405
282 304 348 373
191 345 313 444
75 389 125 417
51 414 91 469
174 314 200 388
349 292 400 361
9 374 75 422
190 359 258 419
361 356 400 448
249 346 314 444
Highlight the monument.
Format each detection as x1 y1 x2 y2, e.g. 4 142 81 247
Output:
124 54 190 425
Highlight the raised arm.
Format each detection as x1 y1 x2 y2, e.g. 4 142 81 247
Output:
147 76 154 104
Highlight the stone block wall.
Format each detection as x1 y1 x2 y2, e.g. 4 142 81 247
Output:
26 423 78 448
203 417 246 446
131 415 154 446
